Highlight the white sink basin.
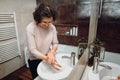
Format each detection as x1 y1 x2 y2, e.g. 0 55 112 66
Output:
37 53 78 80
88 62 120 80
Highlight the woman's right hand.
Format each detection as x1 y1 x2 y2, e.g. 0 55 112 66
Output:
44 55 61 70
47 52 56 65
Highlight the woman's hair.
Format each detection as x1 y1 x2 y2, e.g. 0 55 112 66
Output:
33 3 58 23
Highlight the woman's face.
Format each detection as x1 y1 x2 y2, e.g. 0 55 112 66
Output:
37 17 53 29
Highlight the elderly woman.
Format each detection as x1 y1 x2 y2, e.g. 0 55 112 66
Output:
26 3 58 79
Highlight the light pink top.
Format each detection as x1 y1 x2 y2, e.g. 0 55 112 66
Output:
26 22 58 60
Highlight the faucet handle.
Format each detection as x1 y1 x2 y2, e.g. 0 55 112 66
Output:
71 52 76 57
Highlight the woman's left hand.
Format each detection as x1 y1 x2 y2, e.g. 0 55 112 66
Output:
47 51 56 65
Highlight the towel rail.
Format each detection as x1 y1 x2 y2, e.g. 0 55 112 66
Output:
0 12 21 63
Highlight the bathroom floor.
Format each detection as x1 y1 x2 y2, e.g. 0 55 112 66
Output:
1 65 32 80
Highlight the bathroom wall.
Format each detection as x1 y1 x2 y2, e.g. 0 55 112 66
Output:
0 0 36 79
37 0 89 47
97 21 120 53
104 51 120 65
57 44 78 54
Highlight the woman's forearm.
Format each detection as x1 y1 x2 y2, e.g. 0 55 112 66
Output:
50 44 58 55
30 48 48 61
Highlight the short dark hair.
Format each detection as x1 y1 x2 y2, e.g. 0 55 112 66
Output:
33 3 58 23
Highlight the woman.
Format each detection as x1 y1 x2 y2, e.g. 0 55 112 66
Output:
26 3 59 79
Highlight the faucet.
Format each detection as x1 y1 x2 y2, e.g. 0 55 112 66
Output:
71 52 76 66
93 57 99 73
92 56 112 74
61 52 76 66
99 63 112 70
92 46 111 73
88 41 107 73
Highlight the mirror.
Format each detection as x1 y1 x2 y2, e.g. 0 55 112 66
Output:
88 0 120 65
97 0 120 65
96 0 120 53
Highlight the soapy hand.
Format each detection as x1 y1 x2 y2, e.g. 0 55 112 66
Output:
47 51 62 70
47 51 55 64
118 74 120 80
51 61 62 70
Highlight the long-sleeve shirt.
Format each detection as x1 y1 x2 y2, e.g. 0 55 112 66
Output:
26 22 58 60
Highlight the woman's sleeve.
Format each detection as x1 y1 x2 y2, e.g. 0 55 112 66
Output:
26 28 42 59
52 26 59 47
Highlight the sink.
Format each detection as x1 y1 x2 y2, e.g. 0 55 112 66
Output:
37 53 78 80
88 62 120 80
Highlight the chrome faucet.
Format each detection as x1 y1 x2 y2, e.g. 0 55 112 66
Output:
61 52 76 66
99 64 112 70
92 56 112 74
71 52 76 66
93 57 99 73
